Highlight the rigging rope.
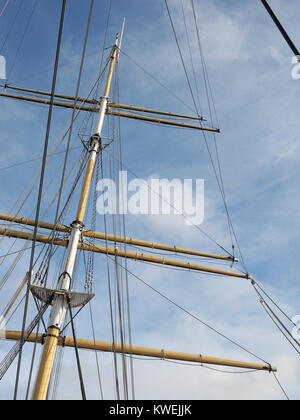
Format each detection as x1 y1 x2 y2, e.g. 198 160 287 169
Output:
100 149 121 400
272 371 290 400
13 0 67 400
103 147 235 259
115 64 136 400
252 282 300 356
104 255 271 366
0 0 24 54
43 0 95 288
0 146 81 172
189 0 248 273
0 0 11 17
68 297 87 400
7 0 38 81
164 0 245 268
88 302 104 399
0 303 49 382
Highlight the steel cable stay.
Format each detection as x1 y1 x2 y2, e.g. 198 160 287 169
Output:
13 0 67 400
22 146 93 398
102 147 238 262
115 64 136 401
4 0 111 89
94 0 112 101
7 0 38 81
180 0 203 118
164 1 298 398
110 59 134 401
253 280 300 332
121 355 290 400
24 296 48 400
30 143 92 284
67 296 87 400
167 0 236 251
119 50 196 115
88 301 105 400
14 33 131 401
251 280 300 355
0 0 24 54
51 343 65 400
189 0 248 274
42 0 95 290
104 254 271 367
0 302 49 382
78 160 105 399
0 72 105 252
108 89 130 400
101 150 121 401
0 148 89 300
164 0 245 270
0 146 81 174
0 0 12 17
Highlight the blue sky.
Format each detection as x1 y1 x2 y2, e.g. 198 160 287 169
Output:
0 0 299 400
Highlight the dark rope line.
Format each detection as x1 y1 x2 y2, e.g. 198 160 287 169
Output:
111 61 130 401
105 255 271 366
43 0 95 288
164 0 200 117
190 0 235 252
0 303 49 383
95 0 112 99
190 0 248 272
164 1 247 269
252 282 300 347
0 0 24 54
102 147 234 259
272 371 290 400
254 287 300 356
180 0 203 117
13 0 67 400
100 150 121 401
120 49 195 114
162 358 263 374
25 310 43 399
0 0 12 17
253 280 300 331
67 297 87 400
0 146 81 172
88 302 104 400
115 66 136 401
7 0 38 81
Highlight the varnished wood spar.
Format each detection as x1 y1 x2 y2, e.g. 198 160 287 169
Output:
0 84 207 120
0 213 237 261
0 227 249 278
106 109 220 132
3 330 276 372
1 84 99 104
0 92 218 132
109 102 207 121
0 92 97 111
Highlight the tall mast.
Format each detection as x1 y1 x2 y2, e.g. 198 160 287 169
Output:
31 33 121 401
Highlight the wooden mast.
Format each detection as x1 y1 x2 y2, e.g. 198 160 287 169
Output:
31 34 120 401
